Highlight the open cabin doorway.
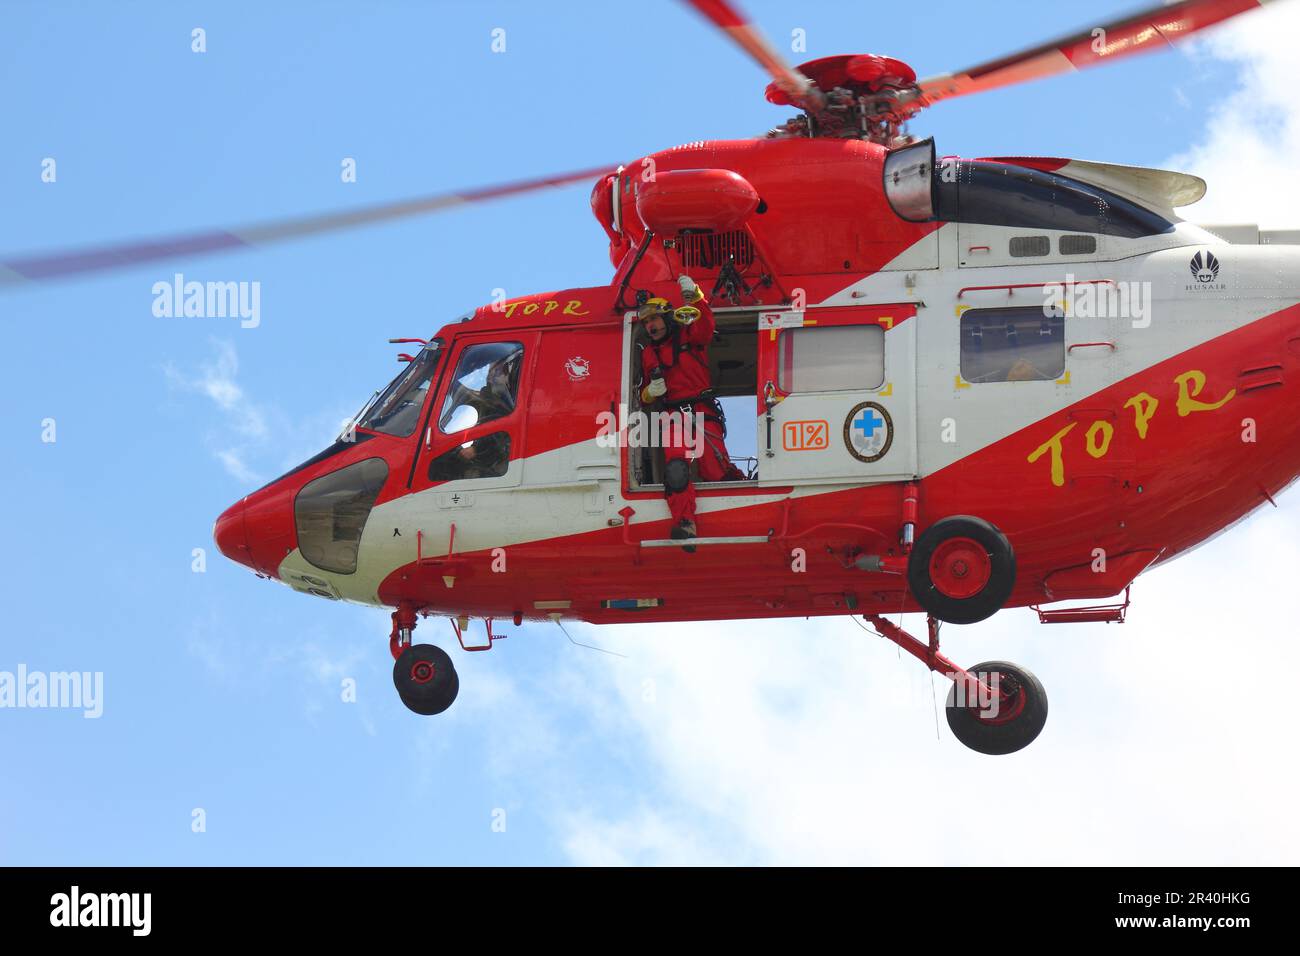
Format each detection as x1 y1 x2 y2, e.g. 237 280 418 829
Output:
624 307 760 493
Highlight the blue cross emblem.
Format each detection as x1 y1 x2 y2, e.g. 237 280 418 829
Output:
847 403 891 463
854 409 883 438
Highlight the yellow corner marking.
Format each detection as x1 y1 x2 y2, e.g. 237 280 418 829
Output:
1055 371 1071 386
878 316 894 330
955 375 970 390
879 382 893 397
955 305 970 317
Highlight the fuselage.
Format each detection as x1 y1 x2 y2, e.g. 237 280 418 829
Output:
213 137 1300 625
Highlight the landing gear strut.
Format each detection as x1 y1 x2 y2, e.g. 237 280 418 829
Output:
864 613 1047 755
389 604 460 716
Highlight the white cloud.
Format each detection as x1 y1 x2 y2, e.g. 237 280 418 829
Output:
562 808 733 866
215 449 260 485
165 339 267 439
1168 2 1300 227
186 604 383 735
165 338 270 482
164 339 359 485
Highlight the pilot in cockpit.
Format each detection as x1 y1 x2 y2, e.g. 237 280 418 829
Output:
434 352 520 480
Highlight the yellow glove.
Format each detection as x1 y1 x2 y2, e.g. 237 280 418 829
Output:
678 274 703 304
641 377 667 403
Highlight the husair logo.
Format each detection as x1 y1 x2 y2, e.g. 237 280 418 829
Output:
1190 250 1220 283
1186 250 1225 292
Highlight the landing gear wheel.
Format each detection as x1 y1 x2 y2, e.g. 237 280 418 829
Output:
908 516 1015 624
945 660 1047 755
393 644 459 715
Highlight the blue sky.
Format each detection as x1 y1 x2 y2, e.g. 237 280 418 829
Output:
3 0 1297 866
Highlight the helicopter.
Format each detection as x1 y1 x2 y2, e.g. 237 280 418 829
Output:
6 0 1296 754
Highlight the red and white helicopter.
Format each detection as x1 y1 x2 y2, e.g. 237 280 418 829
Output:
7 0 1295 753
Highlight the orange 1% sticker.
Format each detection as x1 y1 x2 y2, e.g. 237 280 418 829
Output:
783 420 830 451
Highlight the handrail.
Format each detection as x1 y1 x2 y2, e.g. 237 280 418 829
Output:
958 279 1116 298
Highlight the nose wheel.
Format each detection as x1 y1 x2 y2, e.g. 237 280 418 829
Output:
389 604 460 716
393 643 460 715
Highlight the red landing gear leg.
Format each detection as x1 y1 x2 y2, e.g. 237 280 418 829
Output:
389 603 418 660
863 614 1048 755
388 602 460 716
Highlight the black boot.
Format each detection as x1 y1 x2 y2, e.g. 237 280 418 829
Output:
670 519 698 554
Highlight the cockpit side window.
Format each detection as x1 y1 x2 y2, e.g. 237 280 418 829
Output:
438 342 524 435
426 432 511 483
357 344 441 438
934 160 1173 238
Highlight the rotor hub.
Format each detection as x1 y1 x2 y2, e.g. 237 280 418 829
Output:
764 54 917 104
764 54 923 145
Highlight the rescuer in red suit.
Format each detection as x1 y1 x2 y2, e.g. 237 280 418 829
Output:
638 274 745 550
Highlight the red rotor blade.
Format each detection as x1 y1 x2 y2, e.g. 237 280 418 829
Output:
681 0 824 111
1 165 613 286
916 0 1274 107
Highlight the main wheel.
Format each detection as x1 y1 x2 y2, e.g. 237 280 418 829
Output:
908 516 1015 624
393 644 459 715
945 660 1047 755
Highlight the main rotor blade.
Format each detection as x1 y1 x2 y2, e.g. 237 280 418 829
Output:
916 0 1274 107
1 165 613 286
680 0 825 111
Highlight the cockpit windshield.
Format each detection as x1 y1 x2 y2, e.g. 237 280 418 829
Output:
355 343 441 437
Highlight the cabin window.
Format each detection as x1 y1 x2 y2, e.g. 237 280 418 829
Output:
935 161 1173 238
294 458 389 575
426 432 511 483
960 306 1065 384
778 325 885 392
438 342 524 434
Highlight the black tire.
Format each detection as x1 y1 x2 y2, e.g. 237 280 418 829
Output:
907 515 1015 624
945 660 1047 755
393 644 459 715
